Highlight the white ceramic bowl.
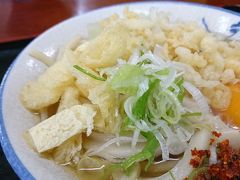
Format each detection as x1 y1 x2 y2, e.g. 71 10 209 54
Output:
0 1 239 180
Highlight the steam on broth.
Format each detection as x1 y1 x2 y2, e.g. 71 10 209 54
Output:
21 8 240 179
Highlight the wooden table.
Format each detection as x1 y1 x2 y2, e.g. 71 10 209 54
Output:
0 0 239 43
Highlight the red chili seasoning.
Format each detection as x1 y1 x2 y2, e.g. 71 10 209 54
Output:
191 148 210 158
190 148 210 168
209 138 215 145
189 139 240 180
208 139 240 179
212 131 222 138
209 131 222 145
190 157 202 168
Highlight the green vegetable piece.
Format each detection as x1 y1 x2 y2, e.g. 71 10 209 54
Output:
148 90 182 124
110 64 145 95
120 117 135 135
137 59 151 66
132 80 158 120
140 50 144 56
121 131 159 171
181 112 202 118
156 68 170 76
175 76 185 102
73 65 106 81
188 167 208 180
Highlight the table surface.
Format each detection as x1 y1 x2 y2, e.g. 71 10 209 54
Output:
0 0 240 43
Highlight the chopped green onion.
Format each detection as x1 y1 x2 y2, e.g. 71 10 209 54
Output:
175 76 185 102
137 59 151 66
105 50 210 172
120 117 135 134
73 65 106 81
121 131 159 171
132 80 158 119
156 68 170 76
181 112 202 118
148 89 182 124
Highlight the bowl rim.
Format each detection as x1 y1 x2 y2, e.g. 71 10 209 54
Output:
0 1 239 179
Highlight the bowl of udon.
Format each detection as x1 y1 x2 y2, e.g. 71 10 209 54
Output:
1 1 240 180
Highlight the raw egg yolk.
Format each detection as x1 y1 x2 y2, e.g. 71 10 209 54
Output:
220 83 240 127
